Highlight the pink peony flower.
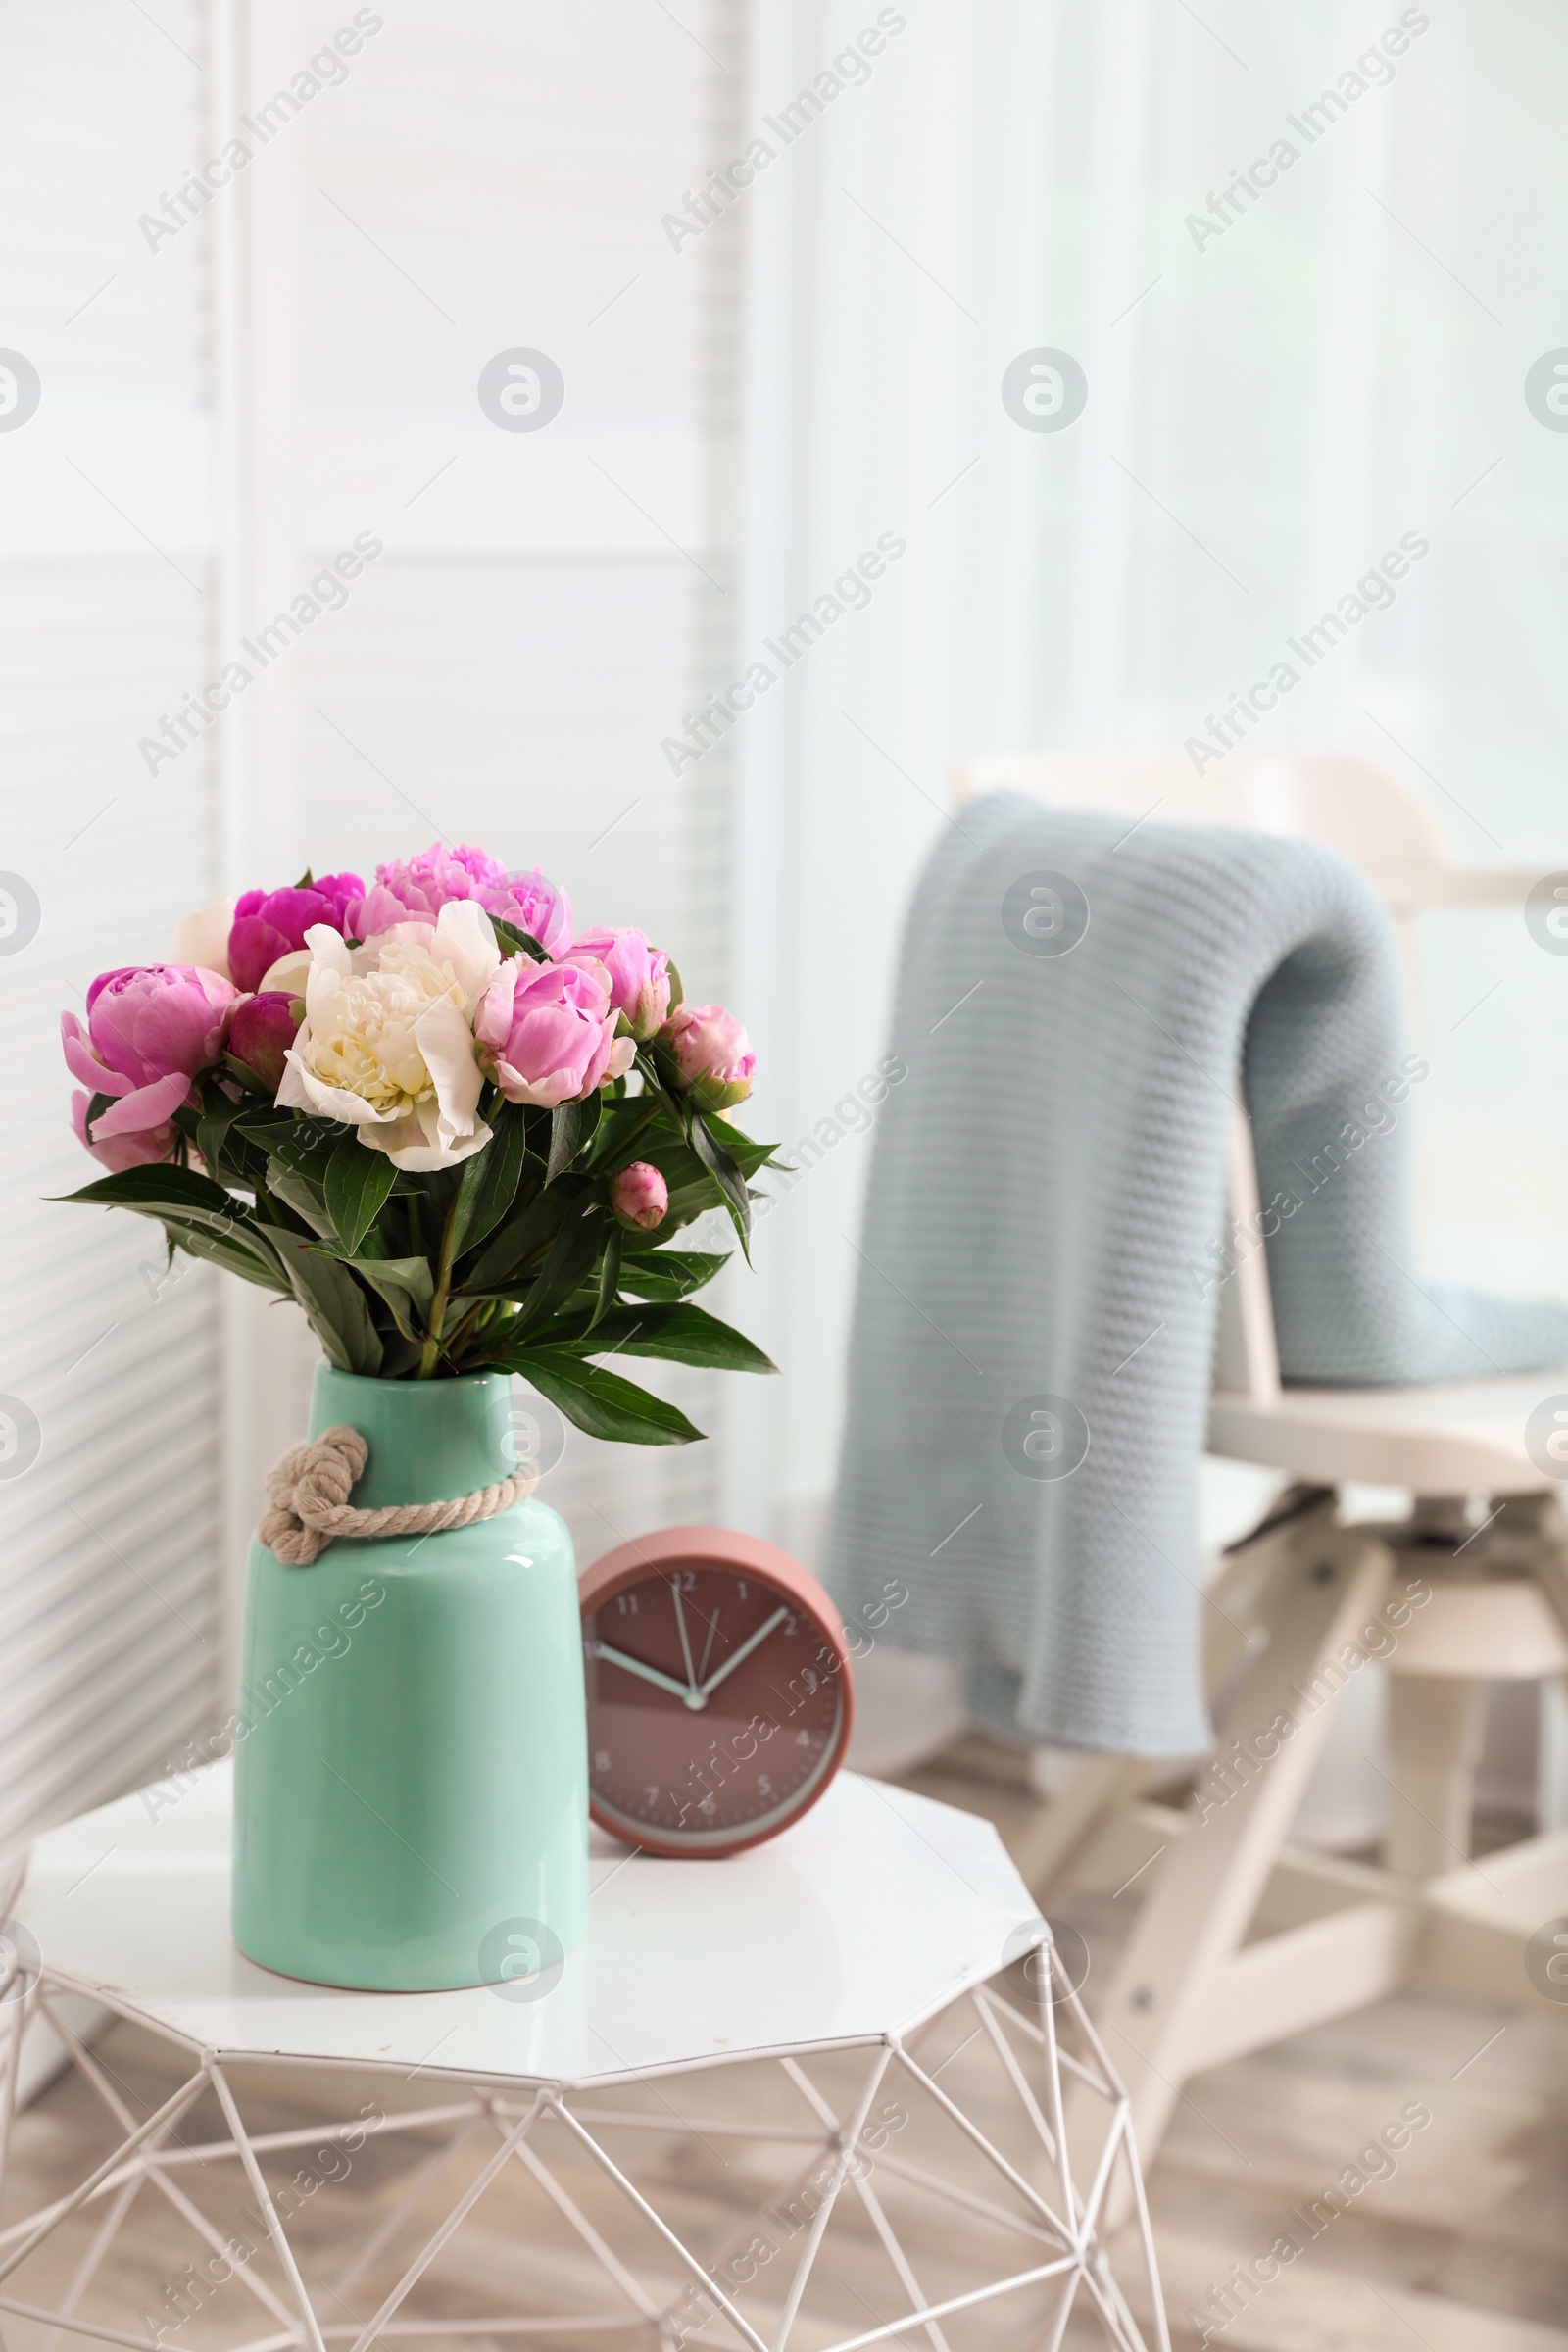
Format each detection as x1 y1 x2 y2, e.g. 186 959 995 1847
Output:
662 1003 756 1111
486 866 573 958
566 927 671 1042
63 964 238 1160
228 992 304 1091
227 874 364 994
71 1090 178 1172
474 956 634 1108
611 1161 668 1232
347 844 572 958
347 843 505 937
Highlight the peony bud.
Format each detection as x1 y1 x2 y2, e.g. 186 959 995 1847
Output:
611 1161 669 1232
228 992 304 1093
662 1003 756 1111
566 927 671 1042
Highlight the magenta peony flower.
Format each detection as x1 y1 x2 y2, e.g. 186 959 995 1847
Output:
474 956 633 1107
227 874 364 995
347 844 572 958
63 963 238 1159
566 927 671 1042
611 1161 668 1232
228 992 304 1092
662 1003 756 1111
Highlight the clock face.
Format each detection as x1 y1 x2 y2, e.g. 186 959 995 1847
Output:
579 1529 855 1857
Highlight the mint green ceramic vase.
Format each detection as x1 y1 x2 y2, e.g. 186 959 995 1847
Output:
231 1365 588 1990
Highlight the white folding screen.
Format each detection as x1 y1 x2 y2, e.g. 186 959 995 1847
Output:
0 0 224 1862
1 0 746 1857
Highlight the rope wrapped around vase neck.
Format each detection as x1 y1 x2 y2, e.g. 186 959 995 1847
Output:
258 1425 536 1566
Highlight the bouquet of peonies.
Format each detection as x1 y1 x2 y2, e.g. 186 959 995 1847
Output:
57 843 776 1443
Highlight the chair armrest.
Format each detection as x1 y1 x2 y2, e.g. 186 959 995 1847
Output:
1371 864 1553 911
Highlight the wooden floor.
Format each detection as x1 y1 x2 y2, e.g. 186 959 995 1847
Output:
4 1746 1566 2352
900 1738 1568 2352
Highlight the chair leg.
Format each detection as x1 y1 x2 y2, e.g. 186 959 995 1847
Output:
1013 1501 1306 1898
1384 1675 1486 1878
1065 1520 1393 2186
1504 1493 1568 1644
1012 1754 1152 1894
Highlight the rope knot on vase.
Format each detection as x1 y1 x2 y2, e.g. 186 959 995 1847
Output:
258 1424 536 1566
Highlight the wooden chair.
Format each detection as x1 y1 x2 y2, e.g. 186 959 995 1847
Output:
951 749 1568 2178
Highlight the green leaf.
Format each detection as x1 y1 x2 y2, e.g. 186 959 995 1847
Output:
53 1163 287 1292
585 1222 621 1333
505 1349 703 1446
324 1132 397 1254
241 1115 347 1181
555 1301 775 1375
511 1195 608 1333
689 1111 752 1254
378 1332 425 1378
463 1178 570 1290
57 1169 280 1294
702 1116 778 1180
547 1095 601 1185
53 1163 243 1220
452 1102 526 1257
312 1248 434 1336
255 1224 384 1375
586 1097 660 1175
162 1219 291 1295
196 1093 252 1175
266 1166 336 1240
489 915 551 963
618 1249 732 1301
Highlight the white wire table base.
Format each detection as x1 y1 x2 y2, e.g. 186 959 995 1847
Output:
0 1948 1169 2352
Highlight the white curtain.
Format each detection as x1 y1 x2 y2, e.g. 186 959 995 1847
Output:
725 0 1568 1613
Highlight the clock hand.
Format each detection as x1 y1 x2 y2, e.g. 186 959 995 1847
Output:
669 1579 700 1693
588 1641 707 1710
696 1606 790 1700
696 1602 721 1684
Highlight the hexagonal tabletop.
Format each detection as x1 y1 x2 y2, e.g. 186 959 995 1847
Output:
19 1763 1039 2085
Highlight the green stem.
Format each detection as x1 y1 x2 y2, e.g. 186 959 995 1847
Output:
417 1196 462 1378
437 1294 488 1367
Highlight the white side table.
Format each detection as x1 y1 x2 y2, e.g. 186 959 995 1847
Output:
1 1765 1167 2351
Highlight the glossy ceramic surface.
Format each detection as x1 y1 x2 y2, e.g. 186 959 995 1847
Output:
230 1366 588 1990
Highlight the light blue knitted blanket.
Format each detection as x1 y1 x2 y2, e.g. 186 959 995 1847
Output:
826 797 1568 1755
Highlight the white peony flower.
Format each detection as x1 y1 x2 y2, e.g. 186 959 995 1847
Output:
170 892 237 979
273 900 501 1170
